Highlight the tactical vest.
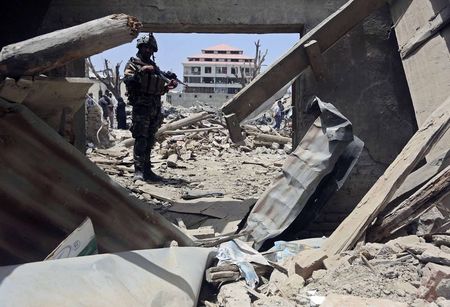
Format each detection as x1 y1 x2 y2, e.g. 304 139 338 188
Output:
138 72 166 95
128 58 166 95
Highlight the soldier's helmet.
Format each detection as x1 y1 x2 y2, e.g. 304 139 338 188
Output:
136 33 158 52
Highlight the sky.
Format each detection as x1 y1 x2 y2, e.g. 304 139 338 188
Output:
90 33 300 83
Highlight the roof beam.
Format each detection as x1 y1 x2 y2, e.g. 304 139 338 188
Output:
221 0 389 142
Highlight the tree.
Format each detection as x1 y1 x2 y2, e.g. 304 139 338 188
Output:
233 40 268 87
86 57 122 101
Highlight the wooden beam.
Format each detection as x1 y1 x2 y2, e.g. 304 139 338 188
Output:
0 14 141 78
221 0 388 141
156 112 212 138
400 5 450 59
304 40 326 80
322 96 450 255
368 165 450 242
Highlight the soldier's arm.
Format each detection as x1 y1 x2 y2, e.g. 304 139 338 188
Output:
123 60 140 90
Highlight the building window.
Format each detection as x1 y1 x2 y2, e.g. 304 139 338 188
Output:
191 67 201 75
188 76 201 83
204 50 214 54
203 77 214 84
215 77 227 84
218 51 226 54
231 59 238 62
228 77 238 84
230 51 240 54
215 88 227 93
244 68 250 75
231 67 236 75
205 67 212 74
216 67 227 74
204 58 212 61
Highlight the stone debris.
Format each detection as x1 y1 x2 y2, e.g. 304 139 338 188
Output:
84 105 450 307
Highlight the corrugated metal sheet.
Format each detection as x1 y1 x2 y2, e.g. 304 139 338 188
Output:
0 99 193 265
243 98 359 249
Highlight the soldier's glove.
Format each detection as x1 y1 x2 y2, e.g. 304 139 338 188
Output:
168 79 178 88
140 65 155 73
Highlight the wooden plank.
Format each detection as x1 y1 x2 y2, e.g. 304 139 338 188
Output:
221 0 388 138
0 14 141 78
322 96 450 255
368 165 450 241
156 112 212 138
304 40 326 80
400 5 450 59
389 150 450 202
390 0 450 161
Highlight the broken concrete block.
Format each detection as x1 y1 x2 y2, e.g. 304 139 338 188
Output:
405 243 441 255
167 153 179 168
418 263 450 301
292 249 327 279
360 242 384 259
267 269 288 295
217 282 251 307
393 281 418 296
279 274 305 297
420 248 450 266
386 235 424 253
321 294 408 307
436 279 450 299
436 297 450 307
312 269 327 280
433 235 450 248
416 207 445 236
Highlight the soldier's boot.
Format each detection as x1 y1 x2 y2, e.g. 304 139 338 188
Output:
133 137 147 181
133 165 145 181
143 160 164 182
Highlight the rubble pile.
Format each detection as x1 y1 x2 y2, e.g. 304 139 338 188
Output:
209 234 450 307
83 101 450 307
87 106 292 205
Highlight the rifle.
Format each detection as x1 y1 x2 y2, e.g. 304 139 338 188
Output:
132 58 188 87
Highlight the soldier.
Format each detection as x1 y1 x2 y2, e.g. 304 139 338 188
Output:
123 33 178 181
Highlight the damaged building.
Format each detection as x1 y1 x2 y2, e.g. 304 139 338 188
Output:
0 0 449 306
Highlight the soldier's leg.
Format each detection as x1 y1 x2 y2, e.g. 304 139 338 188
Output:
131 103 151 180
143 97 164 181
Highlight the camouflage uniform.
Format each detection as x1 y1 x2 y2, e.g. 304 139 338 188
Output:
123 56 167 178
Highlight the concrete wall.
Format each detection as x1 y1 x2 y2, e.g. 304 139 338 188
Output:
39 0 344 34
167 92 231 109
293 5 418 237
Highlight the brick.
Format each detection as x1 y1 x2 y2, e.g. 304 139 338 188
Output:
418 263 450 301
291 249 327 279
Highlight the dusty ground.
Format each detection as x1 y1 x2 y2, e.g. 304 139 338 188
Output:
88 128 287 202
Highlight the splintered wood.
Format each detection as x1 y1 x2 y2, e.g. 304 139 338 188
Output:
0 14 141 78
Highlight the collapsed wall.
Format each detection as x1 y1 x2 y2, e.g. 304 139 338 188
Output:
293 5 418 237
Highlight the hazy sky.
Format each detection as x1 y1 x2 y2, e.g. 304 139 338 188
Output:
90 33 300 80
